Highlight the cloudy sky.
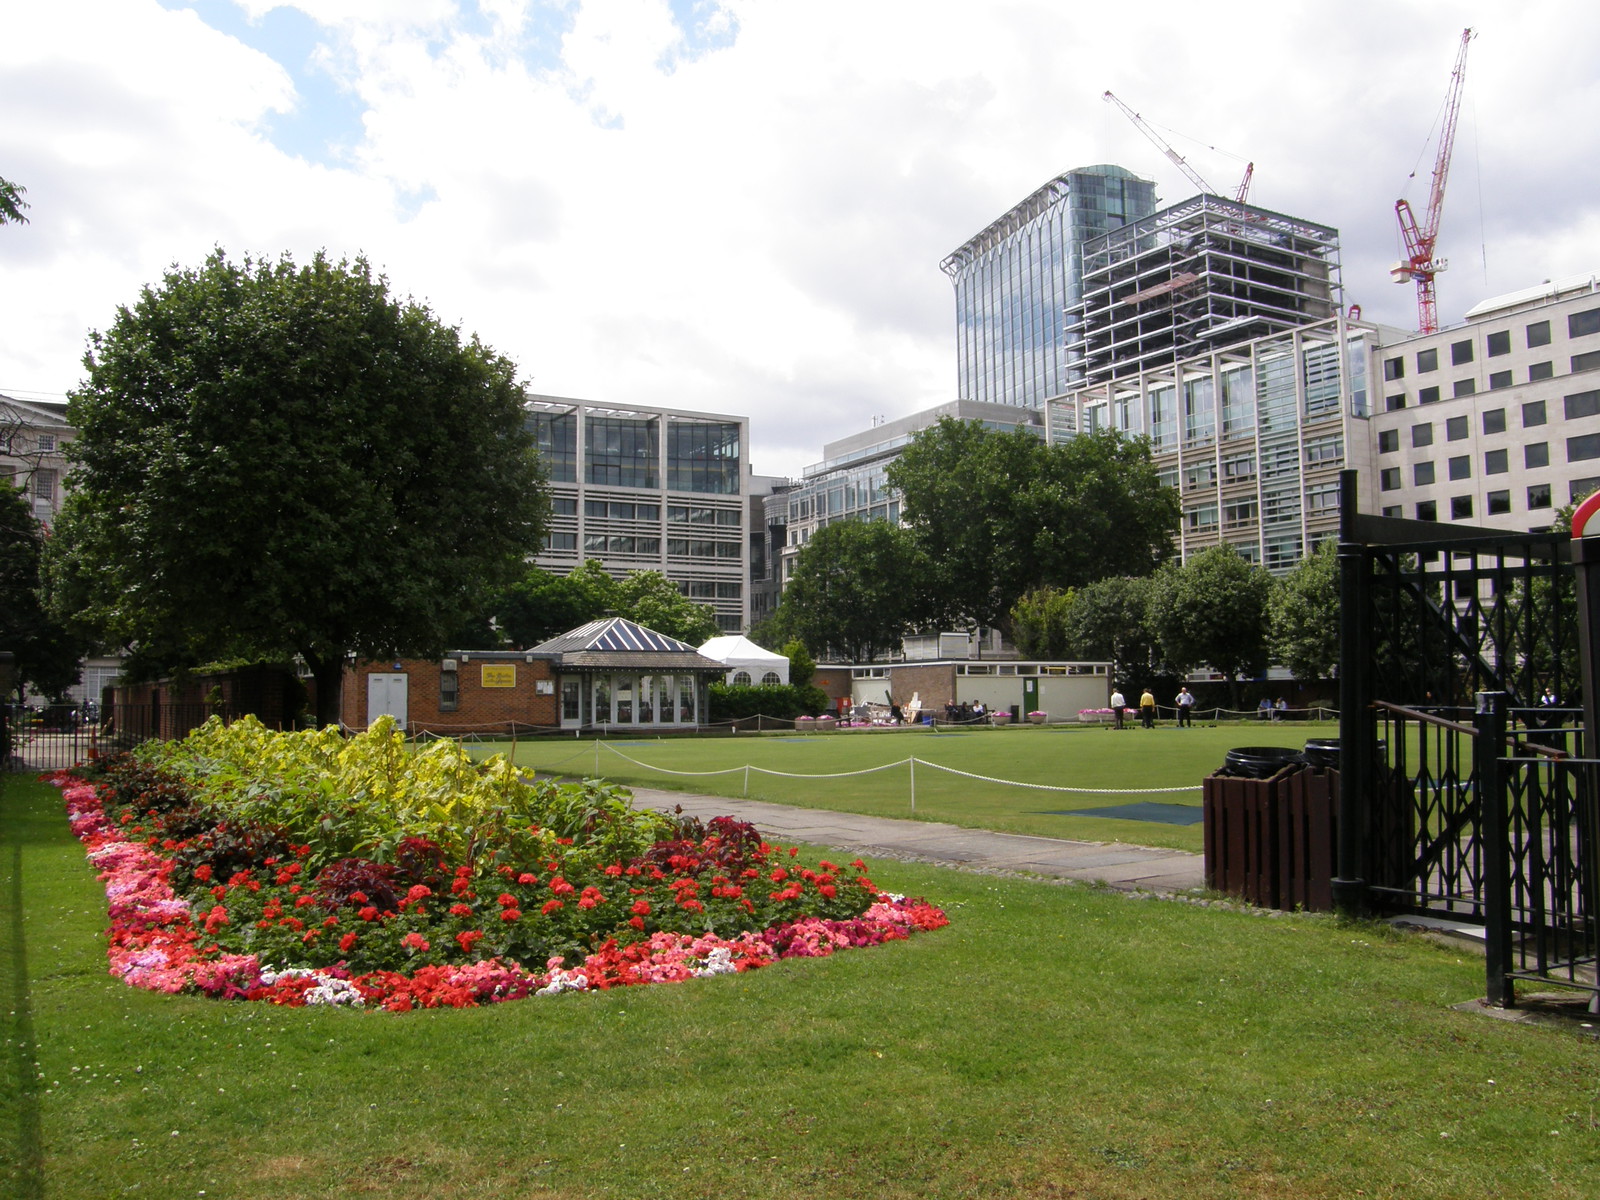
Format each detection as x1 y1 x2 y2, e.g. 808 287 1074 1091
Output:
4 0 1599 477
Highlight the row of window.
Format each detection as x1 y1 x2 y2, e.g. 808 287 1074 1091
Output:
1382 476 1600 523
1382 308 1597 381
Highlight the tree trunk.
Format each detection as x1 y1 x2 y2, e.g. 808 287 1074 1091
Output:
305 652 345 730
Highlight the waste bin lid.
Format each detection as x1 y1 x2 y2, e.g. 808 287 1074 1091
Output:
1222 746 1302 778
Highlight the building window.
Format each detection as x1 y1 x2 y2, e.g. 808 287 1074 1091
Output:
1569 433 1600 462
1411 423 1434 448
1384 357 1404 381
1489 370 1512 390
1379 467 1401 491
1574 350 1600 373
1416 500 1438 521
530 410 579 483
1418 385 1441 404
1570 308 1600 338
1385 393 1406 411
1484 448 1508 475
1572 477 1600 504
1566 390 1600 420
1417 348 1439 373
1303 433 1343 464
1306 482 1339 513
586 416 660 489
1523 399 1547 427
1525 442 1550 469
1222 498 1257 527
1378 429 1399 453
1413 461 1435 486
1527 320 1552 348
1450 340 1474 366
667 419 742 495
1530 361 1554 381
1448 455 1471 480
1451 495 1473 520
1452 379 1476 398
1528 483 1552 510
1481 408 1506 435
1446 416 1468 441
1381 505 1402 518
439 668 459 712
544 532 578 552
1487 330 1511 357
1486 489 1511 515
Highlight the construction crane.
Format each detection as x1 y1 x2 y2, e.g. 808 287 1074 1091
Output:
1102 90 1254 203
1392 28 1476 334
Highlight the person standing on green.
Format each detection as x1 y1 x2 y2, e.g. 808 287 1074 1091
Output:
1139 688 1156 729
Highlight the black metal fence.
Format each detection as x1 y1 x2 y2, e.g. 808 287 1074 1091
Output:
2 702 235 773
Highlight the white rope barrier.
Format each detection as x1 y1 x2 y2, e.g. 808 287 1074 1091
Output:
595 742 1201 796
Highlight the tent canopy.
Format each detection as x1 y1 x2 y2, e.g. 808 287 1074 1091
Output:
697 636 790 685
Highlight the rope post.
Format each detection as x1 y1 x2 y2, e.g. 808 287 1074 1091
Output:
744 764 750 797
594 736 600 777
909 757 916 814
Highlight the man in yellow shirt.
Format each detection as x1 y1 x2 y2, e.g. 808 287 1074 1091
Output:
1139 688 1156 729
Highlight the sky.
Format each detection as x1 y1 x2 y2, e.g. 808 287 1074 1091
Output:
4 0 1600 478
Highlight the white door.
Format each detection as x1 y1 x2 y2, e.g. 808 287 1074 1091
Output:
367 673 408 727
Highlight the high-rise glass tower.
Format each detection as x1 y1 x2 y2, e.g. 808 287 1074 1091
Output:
941 164 1157 408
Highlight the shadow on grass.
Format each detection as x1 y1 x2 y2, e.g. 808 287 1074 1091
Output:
0 774 46 1198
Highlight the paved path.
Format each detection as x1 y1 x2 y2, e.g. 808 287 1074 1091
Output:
628 787 1204 895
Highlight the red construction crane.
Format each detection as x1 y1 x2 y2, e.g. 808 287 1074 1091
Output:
1392 28 1476 334
1103 91 1253 203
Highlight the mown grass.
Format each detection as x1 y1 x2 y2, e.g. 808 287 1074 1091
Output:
483 721 1336 854
6 769 1600 1199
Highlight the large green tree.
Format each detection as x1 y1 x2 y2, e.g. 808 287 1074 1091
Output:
495 560 719 648
773 520 925 662
1148 546 1274 707
887 419 1178 635
1269 538 1340 681
46 250 548 726
1059 574 1165 689
1009 586 1076 660
1 482 83 701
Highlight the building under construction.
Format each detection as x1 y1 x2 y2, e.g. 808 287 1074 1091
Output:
1069 194 1342 388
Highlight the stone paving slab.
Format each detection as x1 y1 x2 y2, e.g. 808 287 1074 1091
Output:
629 787 1204 894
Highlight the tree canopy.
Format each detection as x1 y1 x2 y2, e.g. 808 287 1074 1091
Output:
495 560 720 648
47 250 548 726
1 482 83 701
887 419 1178 634
770 520 925 662
1058 574 1166 689
1268 538 1340 681
0 175 27 226
1148 545 1274 705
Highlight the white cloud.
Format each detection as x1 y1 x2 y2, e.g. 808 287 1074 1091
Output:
2 0 1599 476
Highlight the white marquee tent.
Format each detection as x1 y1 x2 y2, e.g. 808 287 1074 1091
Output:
697 636 790 685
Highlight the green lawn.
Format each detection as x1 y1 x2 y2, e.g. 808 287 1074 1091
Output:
480 721 1336 853
8 769 1600 1199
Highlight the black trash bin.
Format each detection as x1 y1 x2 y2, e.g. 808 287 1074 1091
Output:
1301 738 1385 770
1221 746 1303 778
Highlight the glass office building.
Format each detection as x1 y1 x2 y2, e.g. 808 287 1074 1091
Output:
941 165 1157 409
526 396 750 632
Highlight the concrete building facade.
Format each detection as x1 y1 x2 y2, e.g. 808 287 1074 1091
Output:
526 396 751 632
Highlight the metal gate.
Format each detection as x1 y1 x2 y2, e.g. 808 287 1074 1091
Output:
1334 470 1598 1007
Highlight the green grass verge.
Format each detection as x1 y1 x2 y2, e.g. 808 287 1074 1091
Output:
6 770 1600 1199
482 722 1336 853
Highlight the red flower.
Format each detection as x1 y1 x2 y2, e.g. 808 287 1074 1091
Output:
819 884 837 899
193 864 213 882
500 909 523 922
450 903 473 917
628 916 645 931
406 884 432 901
359 906 380 922
631 900 651 916
401 932 429 952
451 878 471 895
603 864 622 876
203 905 229 932
339 932 359 952
349 891 368 905
295 895 317 908
517 872 538 885
541 899 564 916
456 930 484 952
497 893 518 908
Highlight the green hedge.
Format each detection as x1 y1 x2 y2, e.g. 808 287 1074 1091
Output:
708 682 830 721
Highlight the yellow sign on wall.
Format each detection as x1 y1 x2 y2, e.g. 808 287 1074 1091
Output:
481 664 517 688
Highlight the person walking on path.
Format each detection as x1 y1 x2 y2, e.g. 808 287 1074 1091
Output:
1109 687 1126 729
1139 687 1156 729
1174 686 1195 727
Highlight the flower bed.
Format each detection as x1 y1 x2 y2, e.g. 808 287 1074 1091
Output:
1077 708 1115 724
47 717 947 1011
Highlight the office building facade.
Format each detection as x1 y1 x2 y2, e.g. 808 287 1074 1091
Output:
941 165 1157 409
526 396 751 632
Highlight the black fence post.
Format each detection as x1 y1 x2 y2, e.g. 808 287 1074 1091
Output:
1334 470 1370 915
1476 690 1515 1008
